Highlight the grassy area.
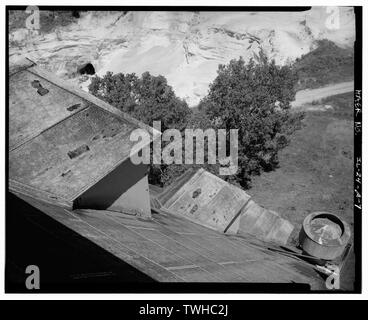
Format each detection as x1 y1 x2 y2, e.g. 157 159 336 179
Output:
293 40 354 90
248 91 355 290
249 92 354 243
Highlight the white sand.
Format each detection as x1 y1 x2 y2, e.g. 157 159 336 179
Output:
9 8 355 107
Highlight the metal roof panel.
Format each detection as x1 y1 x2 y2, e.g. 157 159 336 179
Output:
9 59 156 203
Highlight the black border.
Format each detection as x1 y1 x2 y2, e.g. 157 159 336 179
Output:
0 300 366 317
7 6 311 11
5 6 363 294
353 5 362 294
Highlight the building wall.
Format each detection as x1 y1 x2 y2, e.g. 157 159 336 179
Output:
74 159 151 218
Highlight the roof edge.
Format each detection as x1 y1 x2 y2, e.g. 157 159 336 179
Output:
9 58 161 204
27 63 161 139
9 179 73 208
9 57 35 76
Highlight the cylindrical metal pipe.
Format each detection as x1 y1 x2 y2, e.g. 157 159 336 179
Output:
299 212 351 261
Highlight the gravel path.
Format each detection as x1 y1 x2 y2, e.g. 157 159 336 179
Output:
291 81 354 108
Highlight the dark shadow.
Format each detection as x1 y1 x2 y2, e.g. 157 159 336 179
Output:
78 63 95 75
72 11 80 18
6 192 154 293
74 159 148 211
6 191 315 293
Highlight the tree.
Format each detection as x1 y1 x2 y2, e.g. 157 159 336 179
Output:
88 55 302 189
89 71 191 131
198 53 301 188
89 71 192 186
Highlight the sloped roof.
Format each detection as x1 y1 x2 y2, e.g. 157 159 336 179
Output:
15 193 324 289
9 58 157 207
157 169 251 232
155 168 294 244
8 59 325 289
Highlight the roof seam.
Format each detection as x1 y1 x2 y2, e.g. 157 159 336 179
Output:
9 57 35 76
104 211 227 282
9 99 90 152
67 128 139 200
28 65 159 137
10 63 155 202
9 179 72 208
62 209 186 282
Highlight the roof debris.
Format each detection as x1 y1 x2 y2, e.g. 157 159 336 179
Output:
67 144 90 159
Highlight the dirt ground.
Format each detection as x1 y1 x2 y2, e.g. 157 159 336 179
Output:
248 92 355 290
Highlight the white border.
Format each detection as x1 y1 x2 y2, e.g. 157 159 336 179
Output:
1 0 367 300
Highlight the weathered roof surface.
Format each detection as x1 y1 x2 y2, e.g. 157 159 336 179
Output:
9 58 156 206
156 169 294 244
14 193 324 289
157 169 251 232
8 58 325 289
9 67 85 150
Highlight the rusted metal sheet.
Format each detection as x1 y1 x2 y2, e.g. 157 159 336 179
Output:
9 104 136 200
156 169 294 244
9 70 86 150
8 59 156 207
161 169 251 232
237 200 294 245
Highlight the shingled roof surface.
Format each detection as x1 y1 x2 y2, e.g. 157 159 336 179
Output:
9 59 155 206
14 193 324 289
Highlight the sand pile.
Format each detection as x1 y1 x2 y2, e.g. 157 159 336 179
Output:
9 8 355 106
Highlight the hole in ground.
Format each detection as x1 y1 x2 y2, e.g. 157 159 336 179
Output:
78 63 95 75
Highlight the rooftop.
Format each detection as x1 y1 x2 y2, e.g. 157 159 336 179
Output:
15 192 324 288
8 58 326 290
9 58 156 207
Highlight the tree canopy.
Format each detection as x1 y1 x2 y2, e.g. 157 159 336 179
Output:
89 71 191 131
199 53 301 187
88 53 302 188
